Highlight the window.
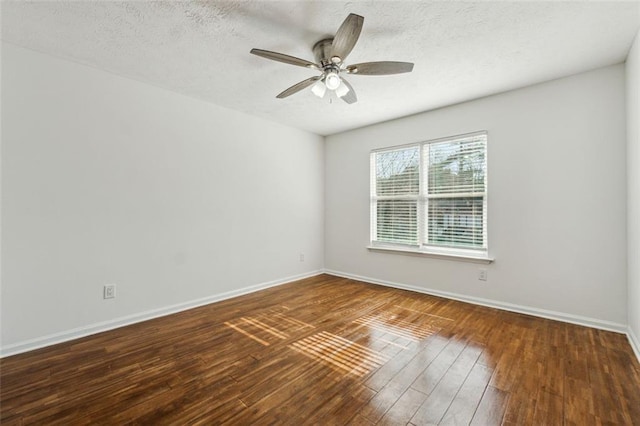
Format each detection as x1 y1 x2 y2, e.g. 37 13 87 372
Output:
370 132 488 260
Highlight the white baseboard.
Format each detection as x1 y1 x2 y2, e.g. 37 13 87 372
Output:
628 327 640 364
0 270 323 358
324 269 628 334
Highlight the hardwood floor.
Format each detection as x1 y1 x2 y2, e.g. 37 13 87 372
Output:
2 274 639 425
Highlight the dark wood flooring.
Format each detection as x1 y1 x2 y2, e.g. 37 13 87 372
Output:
1 274 639 424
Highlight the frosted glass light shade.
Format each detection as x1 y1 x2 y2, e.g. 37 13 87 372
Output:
325 72 341 90
335 81 350 98
311 80 327 98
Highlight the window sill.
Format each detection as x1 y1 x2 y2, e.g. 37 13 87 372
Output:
367 245 494 264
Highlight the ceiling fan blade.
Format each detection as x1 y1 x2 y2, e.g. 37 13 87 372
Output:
250 48 319 70
276 76 322 99
346 61 414 75
339 78 357 104
331 13 364 62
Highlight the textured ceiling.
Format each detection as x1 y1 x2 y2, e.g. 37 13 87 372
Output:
2 1 639 136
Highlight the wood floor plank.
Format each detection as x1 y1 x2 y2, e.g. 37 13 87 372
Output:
1 274 638 424
347 413 376 425
488 336 525 392
410 343 482 425
356 381 407 423
410 338 467 395
501 390 537 425
364 342 424 392
539 344 565 396
303 382 376 424
377 387 427 426
439 362 493 425
470 385 509 425
531 389 563 425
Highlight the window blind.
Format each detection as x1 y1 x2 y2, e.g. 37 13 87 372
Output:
371 132 487 253
424 134 487 250
372 146 419 245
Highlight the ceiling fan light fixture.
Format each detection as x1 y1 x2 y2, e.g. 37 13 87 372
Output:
335 80 350 98
250 13 414 104
311 79 327 98
324 71 341 90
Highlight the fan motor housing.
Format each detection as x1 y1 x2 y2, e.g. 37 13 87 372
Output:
313 38 336 67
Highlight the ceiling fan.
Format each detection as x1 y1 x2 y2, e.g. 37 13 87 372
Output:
250 13 414 104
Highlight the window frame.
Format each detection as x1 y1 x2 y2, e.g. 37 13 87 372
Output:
369 131 493 263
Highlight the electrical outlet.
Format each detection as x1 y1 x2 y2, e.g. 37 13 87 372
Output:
478 269 488 281
299 253 305 262
104 284 116 299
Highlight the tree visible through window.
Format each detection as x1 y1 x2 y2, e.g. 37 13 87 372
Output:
370 132 487 254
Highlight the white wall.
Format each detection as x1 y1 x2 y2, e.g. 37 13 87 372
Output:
0 43 324 354
325 64 628 329
628 30 640 352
